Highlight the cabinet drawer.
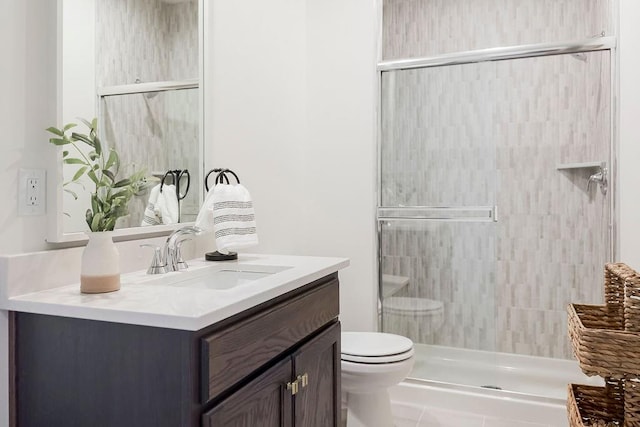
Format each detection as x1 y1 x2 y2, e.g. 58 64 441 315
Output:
201 276 339 403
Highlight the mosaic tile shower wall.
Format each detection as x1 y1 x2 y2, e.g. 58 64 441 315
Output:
382 0 612 60
380 4 611 358
96 0 199 227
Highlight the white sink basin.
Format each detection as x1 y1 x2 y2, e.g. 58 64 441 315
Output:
121 262 293 291
163 265 292 290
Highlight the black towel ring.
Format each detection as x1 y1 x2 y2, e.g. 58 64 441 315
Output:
205 168 241 192
160 169 191 199
205 168 225 191
216 169 240 185
177 169 191 201
214 171 230 186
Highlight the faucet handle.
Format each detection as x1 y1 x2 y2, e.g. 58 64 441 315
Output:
174 238 192 271
140 244 167 275
164 226 201 272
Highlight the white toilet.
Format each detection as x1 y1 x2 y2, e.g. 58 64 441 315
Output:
382 296 444 342
341 332 415 427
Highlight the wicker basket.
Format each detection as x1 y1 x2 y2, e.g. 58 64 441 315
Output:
568 303 640 378
567 263 640 427
568 264 640 378
568 382 624 427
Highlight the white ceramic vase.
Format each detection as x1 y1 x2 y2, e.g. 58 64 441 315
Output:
80 231 121 294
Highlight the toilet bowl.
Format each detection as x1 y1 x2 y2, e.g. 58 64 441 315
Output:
382 296 444 342
341 332 415 427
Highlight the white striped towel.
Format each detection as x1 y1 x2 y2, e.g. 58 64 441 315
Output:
141 184 161 226
195 183 258 253
141 184 179 226
155 184 179 225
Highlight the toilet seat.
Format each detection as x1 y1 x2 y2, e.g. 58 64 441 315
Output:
341 332 414 364
341 348 415 364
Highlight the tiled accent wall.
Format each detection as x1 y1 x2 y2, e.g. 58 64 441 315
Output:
380 50 611 359
96 0 199 227
382 0 612 60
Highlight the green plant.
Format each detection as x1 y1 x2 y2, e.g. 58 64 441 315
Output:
46 118 146 232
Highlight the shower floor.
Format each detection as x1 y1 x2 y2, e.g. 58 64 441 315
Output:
410 344 602 400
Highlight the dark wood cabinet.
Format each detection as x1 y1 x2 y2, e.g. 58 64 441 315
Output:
203 357 293 427
12 273 340 427
202 322 340 427
292 322 341 427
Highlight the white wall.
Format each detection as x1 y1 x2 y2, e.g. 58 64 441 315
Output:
0 0 57 256
619 1 640 269
205 0 308 256
304 0 378 331
205 0 378 331
1 0 57 424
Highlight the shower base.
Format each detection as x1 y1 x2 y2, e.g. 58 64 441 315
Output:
389 380 568 426
409 344 602 400
383 344 604 425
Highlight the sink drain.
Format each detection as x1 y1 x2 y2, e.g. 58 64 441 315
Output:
481 385 503 390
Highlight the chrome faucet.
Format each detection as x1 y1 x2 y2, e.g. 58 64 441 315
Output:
164 226 202 272
142 226 202 274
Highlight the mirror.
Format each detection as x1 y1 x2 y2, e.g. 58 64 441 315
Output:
51 0 202 242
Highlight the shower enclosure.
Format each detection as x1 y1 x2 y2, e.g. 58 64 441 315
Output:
378 0 615 401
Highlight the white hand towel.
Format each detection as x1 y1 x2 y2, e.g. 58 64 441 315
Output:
155 184 180 224
141 184 161 226
196 183 258 253
195 185 217 231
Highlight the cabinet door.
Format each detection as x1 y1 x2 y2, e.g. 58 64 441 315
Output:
202 357 293 427
292 322 341 427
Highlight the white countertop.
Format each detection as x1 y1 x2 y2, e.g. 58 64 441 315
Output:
2 254 349 331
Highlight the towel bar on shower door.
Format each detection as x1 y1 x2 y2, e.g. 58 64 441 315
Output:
377 206 499 222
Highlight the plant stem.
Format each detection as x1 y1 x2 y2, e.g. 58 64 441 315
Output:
68 140 94 170
69 139 101 196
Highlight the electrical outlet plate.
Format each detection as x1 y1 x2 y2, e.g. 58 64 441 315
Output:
18 168 46 216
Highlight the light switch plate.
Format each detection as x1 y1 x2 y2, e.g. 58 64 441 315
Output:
18 168 46 216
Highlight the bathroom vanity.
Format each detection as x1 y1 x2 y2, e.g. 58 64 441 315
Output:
4 254 348 426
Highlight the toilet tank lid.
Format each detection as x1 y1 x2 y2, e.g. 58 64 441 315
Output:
341 332 413 357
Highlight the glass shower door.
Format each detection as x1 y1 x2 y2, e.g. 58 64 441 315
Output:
378 49 612 396
378 62 499 359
